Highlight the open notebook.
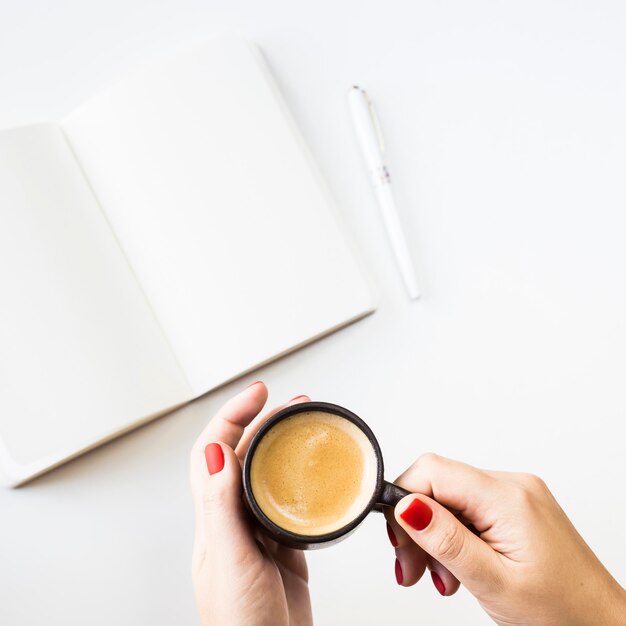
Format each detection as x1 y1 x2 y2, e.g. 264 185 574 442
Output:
0 36 375 486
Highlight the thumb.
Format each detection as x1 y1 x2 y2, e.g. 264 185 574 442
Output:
394 494 504 596
191 441 259 580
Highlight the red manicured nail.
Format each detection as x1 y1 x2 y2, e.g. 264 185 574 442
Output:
400 498 433 531
395 558 403 585
246 380 263 389
290 395 308 401
205 443 224 475
431 571 445 595
386 522 398 547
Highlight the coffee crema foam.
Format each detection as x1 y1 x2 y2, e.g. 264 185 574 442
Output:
250 411 378 535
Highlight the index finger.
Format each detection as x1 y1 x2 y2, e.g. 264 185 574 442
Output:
394 453 507 531
234 394 310 460
192 381 268 453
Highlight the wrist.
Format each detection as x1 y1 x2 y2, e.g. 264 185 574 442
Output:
604 582 626 626
580 574 626 626
565 570 626 626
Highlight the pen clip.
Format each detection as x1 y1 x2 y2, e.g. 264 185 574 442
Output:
363 89 386 153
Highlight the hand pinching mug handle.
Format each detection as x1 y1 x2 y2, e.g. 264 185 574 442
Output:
242 401 411 550
372 481 412 513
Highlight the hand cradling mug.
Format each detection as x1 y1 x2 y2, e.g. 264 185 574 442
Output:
242 402 409 549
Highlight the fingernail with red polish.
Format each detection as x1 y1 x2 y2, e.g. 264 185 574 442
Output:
386 522 398 547
431 571 446 595
395 558 403 585
246 380 263 389
400 498 433 531
290 395 308 401
205 443 224 475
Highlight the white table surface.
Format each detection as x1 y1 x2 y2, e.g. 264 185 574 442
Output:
1 1 625 625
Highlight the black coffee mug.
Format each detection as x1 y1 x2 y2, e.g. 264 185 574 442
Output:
242 401 410 550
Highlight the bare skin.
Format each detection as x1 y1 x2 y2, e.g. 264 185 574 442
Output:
190 383 313 626
387 454 626 626
191 384 626 626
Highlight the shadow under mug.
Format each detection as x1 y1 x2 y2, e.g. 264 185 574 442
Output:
242 401 410 550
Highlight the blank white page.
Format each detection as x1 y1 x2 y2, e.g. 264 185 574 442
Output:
0 124 192 481
62 36 374 394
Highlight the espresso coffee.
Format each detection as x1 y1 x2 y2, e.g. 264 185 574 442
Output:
249 411 378 535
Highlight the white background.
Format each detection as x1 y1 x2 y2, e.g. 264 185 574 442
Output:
1 1 625 625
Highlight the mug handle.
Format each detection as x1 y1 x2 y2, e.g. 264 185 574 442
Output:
372 481 411 513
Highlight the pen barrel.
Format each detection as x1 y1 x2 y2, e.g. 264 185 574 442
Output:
348 87 384 167
347 86 420 300
369 164 391 187
374 184 421 300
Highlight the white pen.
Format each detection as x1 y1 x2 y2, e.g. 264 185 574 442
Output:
347 86 420 300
